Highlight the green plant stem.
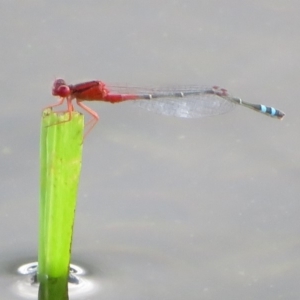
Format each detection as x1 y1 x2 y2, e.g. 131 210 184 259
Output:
38 109 84 300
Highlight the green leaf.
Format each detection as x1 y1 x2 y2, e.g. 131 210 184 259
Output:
38 109 84 300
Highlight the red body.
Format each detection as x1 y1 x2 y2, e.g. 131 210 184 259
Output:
49 79 139 138
52 79 138 103
69 81 108 101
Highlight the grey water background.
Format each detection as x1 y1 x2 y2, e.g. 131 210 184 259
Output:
0 1 299 299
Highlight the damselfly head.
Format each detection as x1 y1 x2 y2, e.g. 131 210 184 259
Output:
52 79 70 97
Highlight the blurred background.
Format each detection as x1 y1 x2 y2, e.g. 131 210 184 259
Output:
0 1 299 299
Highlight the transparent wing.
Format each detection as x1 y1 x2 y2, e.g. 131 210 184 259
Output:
107 85 235 118
134 96 235 118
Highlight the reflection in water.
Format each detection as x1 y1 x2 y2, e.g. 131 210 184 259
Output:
12 262 98 299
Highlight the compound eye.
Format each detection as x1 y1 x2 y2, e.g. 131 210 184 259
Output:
53 78 66 88
53 85 70 97
52 79 69 95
